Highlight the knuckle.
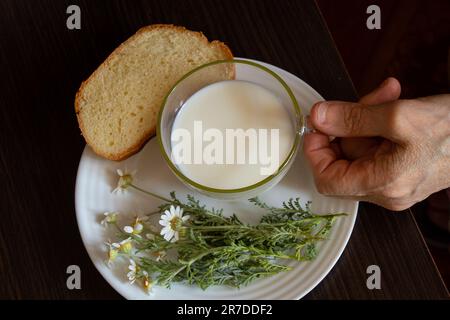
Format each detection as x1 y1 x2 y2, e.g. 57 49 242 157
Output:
343 105 364 135
380 181 412 201
384 201 412 211
380 186 396 199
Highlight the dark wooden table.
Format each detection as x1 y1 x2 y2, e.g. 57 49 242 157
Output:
0 0 448 299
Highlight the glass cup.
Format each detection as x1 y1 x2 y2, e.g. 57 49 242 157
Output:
157 59 306 200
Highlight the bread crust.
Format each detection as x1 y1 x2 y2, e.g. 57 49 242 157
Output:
75 24 233 161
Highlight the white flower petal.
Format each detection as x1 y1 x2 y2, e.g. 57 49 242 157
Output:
163 212 172 219
117 169 124 176
164 211 174 219
159 219 168 227
162 233 170 241
163 229 174 242
167 228 175 237
160 226 169 236
123 226 134 234
176 206 182 215
134 223 143 232
120 237 131 245
112 187 120 194
182 215 190 222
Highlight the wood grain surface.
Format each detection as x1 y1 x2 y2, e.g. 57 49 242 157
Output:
0 0 447 299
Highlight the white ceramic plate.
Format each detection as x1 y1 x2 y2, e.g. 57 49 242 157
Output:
75 58 358 300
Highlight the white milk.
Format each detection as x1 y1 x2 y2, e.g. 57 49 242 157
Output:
171 80 295 190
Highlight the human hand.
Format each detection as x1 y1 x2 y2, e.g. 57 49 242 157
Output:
303 77 450 210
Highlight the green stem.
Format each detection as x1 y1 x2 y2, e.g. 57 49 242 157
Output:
130 184 171 202
130 185 229 226
198 210 232 224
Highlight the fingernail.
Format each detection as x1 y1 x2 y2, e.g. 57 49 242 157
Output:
304 115 315 134
316 102 327 124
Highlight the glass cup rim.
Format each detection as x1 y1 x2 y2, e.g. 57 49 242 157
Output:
157 59 303 194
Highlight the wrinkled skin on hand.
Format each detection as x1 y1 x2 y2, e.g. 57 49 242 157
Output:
304 77 450 211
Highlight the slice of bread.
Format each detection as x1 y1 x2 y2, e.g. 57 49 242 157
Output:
75 24 233 160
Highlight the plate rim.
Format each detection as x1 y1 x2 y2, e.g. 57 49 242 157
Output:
75 57 358 300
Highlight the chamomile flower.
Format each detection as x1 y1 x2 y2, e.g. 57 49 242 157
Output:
159 205 190 242
124 217 144 235
100 211 118 227
113 169 136 193
142 271 154 295
105 241 120 265
127 259 138 284
114 237 133 254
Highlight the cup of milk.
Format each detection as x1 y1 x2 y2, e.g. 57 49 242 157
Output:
157 59 305 200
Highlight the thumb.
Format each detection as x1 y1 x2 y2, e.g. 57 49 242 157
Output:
310 78 401 138
310 100 390 138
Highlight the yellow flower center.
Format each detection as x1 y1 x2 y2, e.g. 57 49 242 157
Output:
108 249 118 262
120 241 132 253
170 216 182 231
119 174 133 189
143 277 153 291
